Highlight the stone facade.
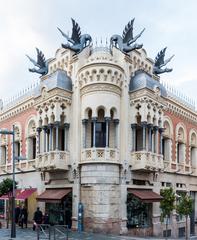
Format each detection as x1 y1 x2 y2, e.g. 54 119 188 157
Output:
0 43 197 238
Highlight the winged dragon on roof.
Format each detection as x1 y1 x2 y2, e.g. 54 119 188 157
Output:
58 18 92 55
110 18 145 55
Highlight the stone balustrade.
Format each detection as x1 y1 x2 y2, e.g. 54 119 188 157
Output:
0 159 36 174
36 150 70 171
130 151 164 171
81 148 120 164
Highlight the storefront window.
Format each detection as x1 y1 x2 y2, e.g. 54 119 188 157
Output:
0 200 5 218
127 193 152 228
45 192 72 228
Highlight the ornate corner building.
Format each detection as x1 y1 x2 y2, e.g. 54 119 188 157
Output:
0 19 197 238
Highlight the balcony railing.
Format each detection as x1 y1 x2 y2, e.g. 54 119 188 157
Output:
81 148 120 164
130 151 164 171
36 150 70 171
0 159 36 174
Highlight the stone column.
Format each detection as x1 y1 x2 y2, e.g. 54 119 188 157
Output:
154 126 159 153
43 126 48 153
131 124 137 151
64 123 70 151
148 124 153 152
82 119 88 148
36 127 42 154
92 117 97 147
105 117 111 148
54 121 60 150
114 119 119 148
159 128 164 154
48 124 53 151
141 122 147 150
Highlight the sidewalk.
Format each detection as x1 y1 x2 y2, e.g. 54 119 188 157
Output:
0 226 197 240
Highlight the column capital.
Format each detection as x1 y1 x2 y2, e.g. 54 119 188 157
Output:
153 126 159 131
48 123 54 128
36 127 42 133
131 123 137 129
147 123 153 129
141 121 147 127
64 123 70 129
113 119 119 124
159 127 165 133
82 119 88 125
104 117 111 122
91 117 97 122
54 121 60 127
42 125 48 131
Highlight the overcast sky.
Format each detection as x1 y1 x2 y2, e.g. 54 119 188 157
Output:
0 0 197 104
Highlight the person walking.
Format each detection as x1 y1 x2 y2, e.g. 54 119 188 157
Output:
15 205 21 224
19 206 28 228
33 207 43 231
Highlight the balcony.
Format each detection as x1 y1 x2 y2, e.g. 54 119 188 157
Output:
0 159 36 174
130 151 164 171
81 148 120 164
36 151 70 171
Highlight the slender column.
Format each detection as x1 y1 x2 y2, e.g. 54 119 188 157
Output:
105 117 111 148
92 117 97 147
159 128 164 154
48 124 53 151
54 121 60 150
47 128 50 152
148 124 153 152
64 123 70 151
154 126 159 153
131 124 137 151
141 122 147 150
43 126 48 153
114 119 119 148
82 119 88 148
36 127 42 154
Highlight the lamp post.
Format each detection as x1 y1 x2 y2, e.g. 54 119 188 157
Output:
0 125 16 238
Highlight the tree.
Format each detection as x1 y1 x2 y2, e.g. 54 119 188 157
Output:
176 193 193 240
0 178 17 228
0 178 15 196
160 187 176 240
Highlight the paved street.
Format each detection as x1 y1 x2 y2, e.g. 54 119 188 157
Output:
1 226 197 240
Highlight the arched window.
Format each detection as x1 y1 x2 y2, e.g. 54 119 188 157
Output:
27 120 36 159
176 126 186 164
162 120 173 162
14 125 21 158
190 131 197 168
0 134 7 165
92 109 106 147
136 114 143 151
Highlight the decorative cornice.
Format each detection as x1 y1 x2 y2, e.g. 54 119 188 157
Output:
80 83 121 96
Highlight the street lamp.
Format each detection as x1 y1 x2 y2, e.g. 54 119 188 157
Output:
0 125 26 238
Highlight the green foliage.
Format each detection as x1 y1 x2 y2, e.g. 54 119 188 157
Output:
0 178 17 196
160 187 176 222
176 194 193 217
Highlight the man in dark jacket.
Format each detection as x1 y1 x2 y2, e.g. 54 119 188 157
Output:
33 207 43 231
19 206 28 228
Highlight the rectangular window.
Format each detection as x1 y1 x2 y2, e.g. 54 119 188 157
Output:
0 146 6 164
91 122 106 147
33 137 36 159
15 141 20 157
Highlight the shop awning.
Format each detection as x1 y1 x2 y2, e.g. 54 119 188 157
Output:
37 188 72 203
16 188 37 200
128 189 163 203
0 189 22 200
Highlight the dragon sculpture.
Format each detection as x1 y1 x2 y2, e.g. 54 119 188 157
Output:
26 48 50 76
58 18 92 55
153 47 174 75
110 18 145 55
